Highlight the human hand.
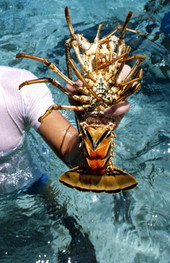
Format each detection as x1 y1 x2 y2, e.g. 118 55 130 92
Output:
66 64 131 125
103 64 131 125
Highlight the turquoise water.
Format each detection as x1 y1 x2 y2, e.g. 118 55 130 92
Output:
0 0 170 262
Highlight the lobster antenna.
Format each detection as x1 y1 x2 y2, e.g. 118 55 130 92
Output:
119 11 133 42
94 24 103 41
65 7 75 38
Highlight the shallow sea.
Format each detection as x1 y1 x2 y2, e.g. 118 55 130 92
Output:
0 0 170 262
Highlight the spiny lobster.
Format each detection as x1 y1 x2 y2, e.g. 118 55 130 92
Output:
16 7 146 193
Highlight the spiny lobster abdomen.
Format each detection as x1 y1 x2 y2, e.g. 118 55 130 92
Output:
59 122 138 193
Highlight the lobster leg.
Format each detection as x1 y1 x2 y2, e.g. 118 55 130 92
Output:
66 38 99 85
65 5 159 49
106 46 132 82
68 58 102 101
122 56 146 83
18 77 70 96
101 11 133 44
67 38 91 75
65 7 75 38
120 54 146 84
115 82 141 104
39 104 91 122
65 7 94 76
117 68 143 88
16 53 79 91
18 76 92 105
94 24 103 42
65 40 73 80
16 54 99 107
118 11 133 44
97 51 130 70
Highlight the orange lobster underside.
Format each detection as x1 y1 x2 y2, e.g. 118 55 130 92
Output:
59 125 138 193
83 126 111 172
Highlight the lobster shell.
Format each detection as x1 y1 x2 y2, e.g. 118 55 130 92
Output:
59 117 138 193
16 7 147 193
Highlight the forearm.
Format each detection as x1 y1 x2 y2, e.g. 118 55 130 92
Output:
63 130 83 167
37 110 83 167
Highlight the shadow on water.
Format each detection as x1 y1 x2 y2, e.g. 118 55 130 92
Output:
29 180 98 263
0 180 98 263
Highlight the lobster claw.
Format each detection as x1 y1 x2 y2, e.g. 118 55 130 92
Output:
59 166 138 193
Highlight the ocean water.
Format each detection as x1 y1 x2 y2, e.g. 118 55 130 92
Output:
0 0 170 262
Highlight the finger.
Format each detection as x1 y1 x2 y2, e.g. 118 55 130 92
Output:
117 65 131 83
66 79 83 93
75 79 83 86
66 83 77 93
104 101 130 117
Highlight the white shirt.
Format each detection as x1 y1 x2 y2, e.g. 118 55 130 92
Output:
0 66 54 193
0 65 54 151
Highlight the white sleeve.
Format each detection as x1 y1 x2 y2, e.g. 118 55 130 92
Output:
20 69 54 130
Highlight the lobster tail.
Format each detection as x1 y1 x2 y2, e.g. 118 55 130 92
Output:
59 121 138 193
59 166 138 193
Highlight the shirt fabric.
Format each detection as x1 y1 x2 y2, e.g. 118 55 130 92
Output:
0 66 54 194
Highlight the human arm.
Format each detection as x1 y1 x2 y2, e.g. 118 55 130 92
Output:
37 110 80 167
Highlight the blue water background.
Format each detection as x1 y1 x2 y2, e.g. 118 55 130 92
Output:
0 0 170 262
